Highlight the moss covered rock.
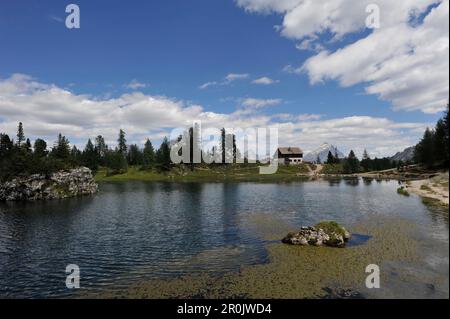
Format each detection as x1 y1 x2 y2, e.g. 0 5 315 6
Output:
282 221 351 248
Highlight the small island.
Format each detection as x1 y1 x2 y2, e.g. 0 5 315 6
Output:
282 221 352 248
0 167 97 201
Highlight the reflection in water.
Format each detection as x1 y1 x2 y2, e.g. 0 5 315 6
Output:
325 178 342 187
0 178 448 298
344 178 360 186
362 177 374 185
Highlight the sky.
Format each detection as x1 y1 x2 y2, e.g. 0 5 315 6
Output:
0 0 448 158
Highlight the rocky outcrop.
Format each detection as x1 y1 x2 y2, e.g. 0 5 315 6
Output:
0 167 98 201
282 221 351 248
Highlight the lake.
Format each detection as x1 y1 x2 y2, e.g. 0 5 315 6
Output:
0 178 448 298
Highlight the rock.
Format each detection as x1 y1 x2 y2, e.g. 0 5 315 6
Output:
0 167 98 201
281 221 351 248
343 228 352 241
322 287 364 299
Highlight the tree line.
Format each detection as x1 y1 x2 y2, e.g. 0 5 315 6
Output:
0 124 242 181
320 104 449 174
321 149 400 174
0 123 172 181
413 105 449 169
2 106 448 181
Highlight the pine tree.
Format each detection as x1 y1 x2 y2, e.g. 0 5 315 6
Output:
71 145 82 164
118 129 127 156
414 128 435 168
156 137 171 171
17 122 25 146
105 149 128 175
34 139 48 157
82 139 98 171
326 151 335 164
361 149 371 172
343 150 360 174
95 135 108 164
143 138 155 166
25 138 32 153
0 134 13 156
127 144 143 166
334 150 340 164
51 133 71 160
363 149 369 160
434 118 448 165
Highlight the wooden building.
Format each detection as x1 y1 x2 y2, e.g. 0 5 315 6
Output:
275 147 304 165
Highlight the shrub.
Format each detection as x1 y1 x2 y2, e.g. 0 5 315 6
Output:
397 187 410 196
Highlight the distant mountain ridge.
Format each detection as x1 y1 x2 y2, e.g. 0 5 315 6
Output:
390 146 415 162
304 143 345 163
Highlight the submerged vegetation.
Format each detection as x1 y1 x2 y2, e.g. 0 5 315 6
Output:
422 197 449 210
89 216 422 299
397 187 410 197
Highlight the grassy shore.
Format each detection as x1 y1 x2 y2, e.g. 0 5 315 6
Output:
95 164 315 183
406 172 449 207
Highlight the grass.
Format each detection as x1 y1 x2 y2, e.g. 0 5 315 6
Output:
397 187 410 196
421 197 449 210
420 184 433 192
321 163 344 175
95 164 315 183
315 221 346 237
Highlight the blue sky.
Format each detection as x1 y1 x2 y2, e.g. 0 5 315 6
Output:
0 0 448 157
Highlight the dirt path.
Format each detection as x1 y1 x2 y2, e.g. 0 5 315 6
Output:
406 172 449 205
311 164 323 176
304 164 323 177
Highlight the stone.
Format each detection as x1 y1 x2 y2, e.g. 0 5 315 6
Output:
0 167 98 201
281 221 351 248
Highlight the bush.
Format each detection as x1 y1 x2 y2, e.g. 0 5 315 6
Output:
397 187 410 196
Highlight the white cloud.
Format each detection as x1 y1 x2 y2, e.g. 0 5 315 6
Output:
49 15 64 23
124 79 149 90
236 0 301 14
295 38 324 52
297 113 322 121
236 0 449 114
199 81 218 90
225 73 250 82
199 73 249 89
0 74 429 157
252 76 279 85
282 64 297 74
241 98 283 108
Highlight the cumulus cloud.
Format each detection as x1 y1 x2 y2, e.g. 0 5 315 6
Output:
236 0 449 113
252 76 279 85
0 74 429 157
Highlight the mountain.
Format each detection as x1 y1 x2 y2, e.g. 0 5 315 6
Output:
390 146 415 162
304 143 345 163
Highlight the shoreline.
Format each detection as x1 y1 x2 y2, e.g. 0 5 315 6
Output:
405 172 449 206
95 166 448 184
